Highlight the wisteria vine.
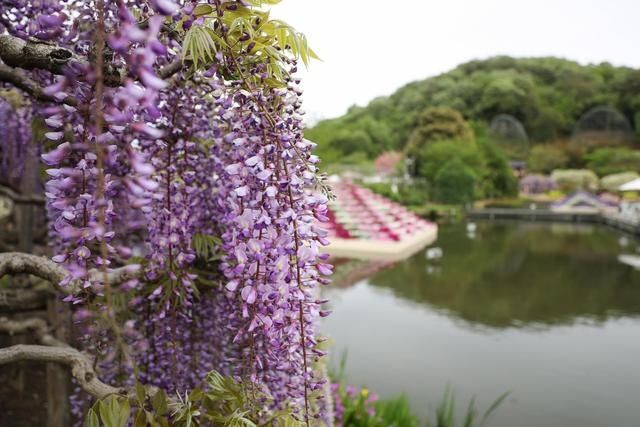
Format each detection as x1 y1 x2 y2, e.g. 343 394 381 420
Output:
0 0 332 425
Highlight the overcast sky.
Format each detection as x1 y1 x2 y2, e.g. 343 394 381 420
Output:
274 0 640 122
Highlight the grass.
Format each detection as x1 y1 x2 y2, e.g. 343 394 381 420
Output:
375 395 420 427
428 387 510 427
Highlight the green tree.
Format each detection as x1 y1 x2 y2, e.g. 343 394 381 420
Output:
307 56 640 162
331 129 375 158
478 138 518 198
407 107 474 154
433 158 477 204
415 140 484 182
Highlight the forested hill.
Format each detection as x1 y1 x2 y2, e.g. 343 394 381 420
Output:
306 56 640 163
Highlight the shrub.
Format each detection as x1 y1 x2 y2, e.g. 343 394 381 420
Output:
434 158 477 204
477 138 518 198
550 169 599 192
362 182 396 199
600 171 640 192
363 181 430 207
483 198 529 209
414 139 517 201
585 147 640 176
527 144 570 173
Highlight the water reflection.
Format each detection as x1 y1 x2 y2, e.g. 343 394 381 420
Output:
368 222 640 329
323 222 640 427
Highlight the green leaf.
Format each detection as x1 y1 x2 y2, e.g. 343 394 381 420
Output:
188 388 204 403
193 3 214 16
98 396 130 427
192 233 222 261
118 399 131 427
135 382 146 406
308 47 321 60
480 391 510 427
98 399 113 427
183 25 221 68
134 409 147 427
84 408 100 427
151 389 169 416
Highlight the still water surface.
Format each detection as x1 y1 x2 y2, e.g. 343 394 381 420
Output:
323 222 640 427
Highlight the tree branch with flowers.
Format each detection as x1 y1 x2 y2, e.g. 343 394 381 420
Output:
0 0 334 425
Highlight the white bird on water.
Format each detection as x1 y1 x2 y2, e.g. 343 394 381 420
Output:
425 247 443 260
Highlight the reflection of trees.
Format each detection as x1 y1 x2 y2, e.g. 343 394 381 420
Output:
369 223 640 329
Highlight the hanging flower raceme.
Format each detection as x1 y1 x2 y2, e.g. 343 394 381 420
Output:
207 64 333 421
38 0 180 297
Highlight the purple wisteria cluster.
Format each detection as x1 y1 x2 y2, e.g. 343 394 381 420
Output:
0 0 68 40
210 75 333 417
1 0 332 424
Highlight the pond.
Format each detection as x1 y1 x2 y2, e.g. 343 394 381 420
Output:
323 221 640 427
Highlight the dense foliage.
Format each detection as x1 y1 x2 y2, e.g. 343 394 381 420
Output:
405 107 474 155
307 57 640 162
410 136 516 203
584 147 640 176
527 145 570 174
1 0 333 425
433 158 477 205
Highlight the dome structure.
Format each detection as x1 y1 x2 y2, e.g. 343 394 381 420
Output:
572 106 634 148
489 114 530 160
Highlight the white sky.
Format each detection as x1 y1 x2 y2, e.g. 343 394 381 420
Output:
274 0 640 122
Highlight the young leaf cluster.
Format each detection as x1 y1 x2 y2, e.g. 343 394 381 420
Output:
85 396 131 427
169 371 304 427
192 233 223 262
181 1 319 87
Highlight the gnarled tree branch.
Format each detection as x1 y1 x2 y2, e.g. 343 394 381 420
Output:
0 34 185 93
0 34 124 86
0 252 67 285
0 35 74 73
0 63 78 106
0 316 122 399
0 252 142 295
0 317 170 405
0 344 122 399
159 57 186 80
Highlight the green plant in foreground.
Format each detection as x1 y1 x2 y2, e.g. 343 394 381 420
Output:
428 388 510 427
84 371 303 427
331 352 507 427
375 395 420 427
